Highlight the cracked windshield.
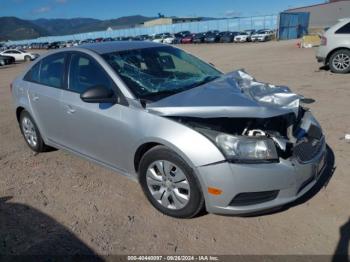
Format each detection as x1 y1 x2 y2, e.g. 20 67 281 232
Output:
103 46 221 101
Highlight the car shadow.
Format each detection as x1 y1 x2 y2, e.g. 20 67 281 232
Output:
237 144 336 218
332 218 350 262
0 196 103 260
0 64 16 69
318 65 330 72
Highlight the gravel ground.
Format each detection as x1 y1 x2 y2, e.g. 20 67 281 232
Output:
0 40 349 258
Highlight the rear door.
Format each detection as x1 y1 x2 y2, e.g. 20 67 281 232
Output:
25 52 66 144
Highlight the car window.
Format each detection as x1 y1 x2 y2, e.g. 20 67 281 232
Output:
68 53 113 94
39 53 65 88
335 22 350 34
24 62 41 83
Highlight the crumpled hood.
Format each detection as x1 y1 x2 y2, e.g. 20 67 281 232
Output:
146 70 302 119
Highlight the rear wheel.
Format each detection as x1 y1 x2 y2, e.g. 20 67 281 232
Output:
329 49 350 74
139 146 204 218
19 111 49 152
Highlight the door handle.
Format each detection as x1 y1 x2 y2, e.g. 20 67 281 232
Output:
66 105 76 114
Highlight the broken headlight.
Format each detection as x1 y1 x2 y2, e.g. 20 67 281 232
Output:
215 134 278 162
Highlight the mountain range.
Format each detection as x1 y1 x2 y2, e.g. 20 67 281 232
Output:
0 15 155 41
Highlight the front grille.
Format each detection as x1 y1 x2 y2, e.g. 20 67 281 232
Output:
229 190 279 206
293 136 324 163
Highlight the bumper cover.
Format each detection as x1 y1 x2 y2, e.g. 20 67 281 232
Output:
196 139 327 215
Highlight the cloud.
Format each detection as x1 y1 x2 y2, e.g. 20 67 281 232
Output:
32 6 51 13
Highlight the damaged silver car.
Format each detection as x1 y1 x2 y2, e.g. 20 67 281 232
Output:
12 41 327 218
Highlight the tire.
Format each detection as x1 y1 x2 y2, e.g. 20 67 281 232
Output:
19 111 49 153
139 146 204 218
24 56 31 62
329 49 350 74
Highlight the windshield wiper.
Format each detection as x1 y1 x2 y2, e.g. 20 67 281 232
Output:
140 75 220 102
141 89 182 100
187 75 219 89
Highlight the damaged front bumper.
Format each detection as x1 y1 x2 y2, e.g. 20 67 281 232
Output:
195 138 326 215
193 110 327 215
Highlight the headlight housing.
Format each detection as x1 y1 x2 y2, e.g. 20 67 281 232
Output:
215 134 278 162
197 128 279 163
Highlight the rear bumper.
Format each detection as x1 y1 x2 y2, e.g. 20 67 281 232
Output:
316 56 326 64
315 46 328 64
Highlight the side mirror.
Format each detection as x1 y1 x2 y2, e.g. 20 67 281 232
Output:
80 86 118 104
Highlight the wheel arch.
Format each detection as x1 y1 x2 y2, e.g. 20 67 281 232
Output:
326 47 350 64
134 142 162 174
16 106 25 122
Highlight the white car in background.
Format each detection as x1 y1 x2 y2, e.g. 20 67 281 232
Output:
251 29 274 42
0 49 38 62
163 35 176 44
152 34 164 43
234 32 250 42
316 18 350 74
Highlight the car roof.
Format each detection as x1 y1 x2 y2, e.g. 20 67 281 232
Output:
78 41 164 54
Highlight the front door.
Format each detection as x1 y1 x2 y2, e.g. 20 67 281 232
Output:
59 52 130 171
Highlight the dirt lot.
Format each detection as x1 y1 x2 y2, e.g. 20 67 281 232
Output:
0 40 349 258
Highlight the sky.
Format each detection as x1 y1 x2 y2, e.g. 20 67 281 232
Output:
0 0 324 20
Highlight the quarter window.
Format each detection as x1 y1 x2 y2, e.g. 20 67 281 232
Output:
68 54 113 94
39 53 65 88
24 62 41 83
336 22 350 34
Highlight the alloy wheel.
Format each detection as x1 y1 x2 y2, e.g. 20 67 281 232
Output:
332 53 350 71
22 117 38 148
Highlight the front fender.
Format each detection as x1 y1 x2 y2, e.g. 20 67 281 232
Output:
129 110 225 172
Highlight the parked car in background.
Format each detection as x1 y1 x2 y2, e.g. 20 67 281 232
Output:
177 31 191 37
0 55 15 66
234 32 250 42
47 42 62 49
0 49 38 62
204 32 220 43
251 29 274 42
152 34 164 43
163 35 176 44
220 31 240 43
192 33 206 43
316 18 350 73
94 38 104 43
181 34 194 44
12 41 327 218
244 29 257 41
173 32 190 44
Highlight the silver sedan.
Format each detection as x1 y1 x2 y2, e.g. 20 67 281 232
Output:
12 41 327 218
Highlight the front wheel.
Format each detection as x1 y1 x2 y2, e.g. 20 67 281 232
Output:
24 56 31 62
329 49 350 74
139 146 204 218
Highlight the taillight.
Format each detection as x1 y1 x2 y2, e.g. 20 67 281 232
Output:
321 36 327 46
10 83 13 93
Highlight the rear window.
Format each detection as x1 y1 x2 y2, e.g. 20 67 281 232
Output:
335 22 350 34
